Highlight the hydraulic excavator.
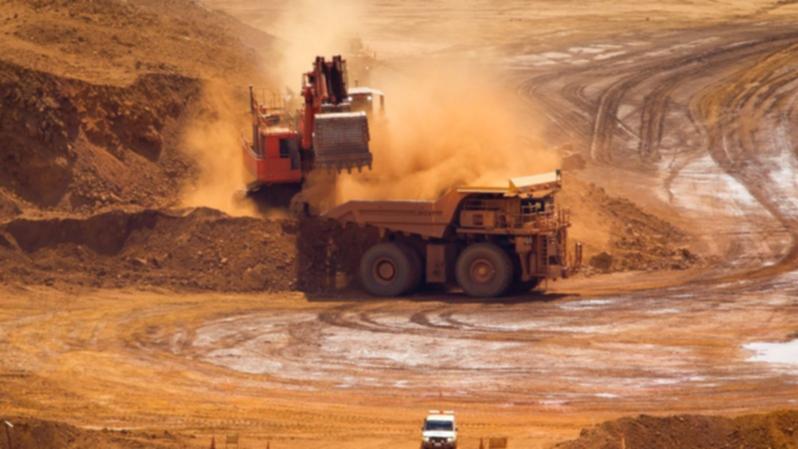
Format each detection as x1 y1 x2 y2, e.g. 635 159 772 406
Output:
243 55 380 206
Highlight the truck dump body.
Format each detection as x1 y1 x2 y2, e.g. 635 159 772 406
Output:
324 191 465 239
324 170 581 298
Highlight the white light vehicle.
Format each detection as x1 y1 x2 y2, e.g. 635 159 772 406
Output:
421 410 457 449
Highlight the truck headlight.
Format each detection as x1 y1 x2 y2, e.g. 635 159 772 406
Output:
446 438 454 442
422 437 430 442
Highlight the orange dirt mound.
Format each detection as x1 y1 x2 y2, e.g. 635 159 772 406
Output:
557 410 798 449
562 179 700 274
0 210 375 293
0 417 181 449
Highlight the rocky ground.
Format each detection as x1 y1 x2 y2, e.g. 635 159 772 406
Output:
558 411 798 449
561 177 700 274
0 209 380 292
0 417 183 449
5 411 798 449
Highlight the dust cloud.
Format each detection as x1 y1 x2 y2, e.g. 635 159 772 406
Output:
332 60 559 202
178 81 257 217
271 0 366 91
180 0 557 213
265 0 558 204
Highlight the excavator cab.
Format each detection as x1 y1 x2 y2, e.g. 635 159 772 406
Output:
244 128 303 188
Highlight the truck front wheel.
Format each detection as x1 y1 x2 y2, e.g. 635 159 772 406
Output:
456 243 513 298
359 242 415 297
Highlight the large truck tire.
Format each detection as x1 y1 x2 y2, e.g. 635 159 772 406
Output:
456 243 514 298
397 242 424 293
510 253 540 294
512 278 541 293
359 242 415 297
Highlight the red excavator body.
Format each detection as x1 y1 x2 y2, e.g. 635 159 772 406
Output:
243 128 303 185
243 55 373 192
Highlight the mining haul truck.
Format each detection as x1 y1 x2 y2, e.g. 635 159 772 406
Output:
324 170 582 298
243 55 380 204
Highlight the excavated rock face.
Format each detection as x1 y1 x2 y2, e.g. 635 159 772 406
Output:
0 60 200 209
0 61 79 205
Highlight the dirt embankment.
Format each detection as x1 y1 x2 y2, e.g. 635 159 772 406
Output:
0 61 200 213
0 209 292 291
0 417 183 449
563 178 700 274
558 411 798 449
0 0 272 85
0 209 376 293
0 0 274 219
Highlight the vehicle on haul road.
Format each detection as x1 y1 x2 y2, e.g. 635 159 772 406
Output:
243 55 382 204
324 170 582 298
421 411 457 449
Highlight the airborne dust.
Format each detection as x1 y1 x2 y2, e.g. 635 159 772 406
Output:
180 0 558 215
178 80 258 216
333 61 559 202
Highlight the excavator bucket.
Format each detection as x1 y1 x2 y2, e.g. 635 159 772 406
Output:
313 111 373 172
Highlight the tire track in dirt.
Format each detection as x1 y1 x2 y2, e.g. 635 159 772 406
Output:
694 41 798 279
2 281 798 436
589 33 798 164
519 24 798 277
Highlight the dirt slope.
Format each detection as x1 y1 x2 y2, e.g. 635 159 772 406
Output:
557 411 798 449
0 416 183 449
0 0 274 218
0 61 200 212
0 209 377 292
562 177 700 274
0 208 294 291
1 0 273 85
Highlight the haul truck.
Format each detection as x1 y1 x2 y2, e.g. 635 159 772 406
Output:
324 170 582 298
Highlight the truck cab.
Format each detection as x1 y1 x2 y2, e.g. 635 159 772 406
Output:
348 87 385 117
421 411 457 449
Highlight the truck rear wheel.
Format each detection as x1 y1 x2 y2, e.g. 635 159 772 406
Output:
512 278 541 293
359 242 415 297
397 243 423 294
455 243 513 298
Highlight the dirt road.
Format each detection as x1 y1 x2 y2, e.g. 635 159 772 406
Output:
3 2 798 449
519 20 798 277
1 274 796 448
